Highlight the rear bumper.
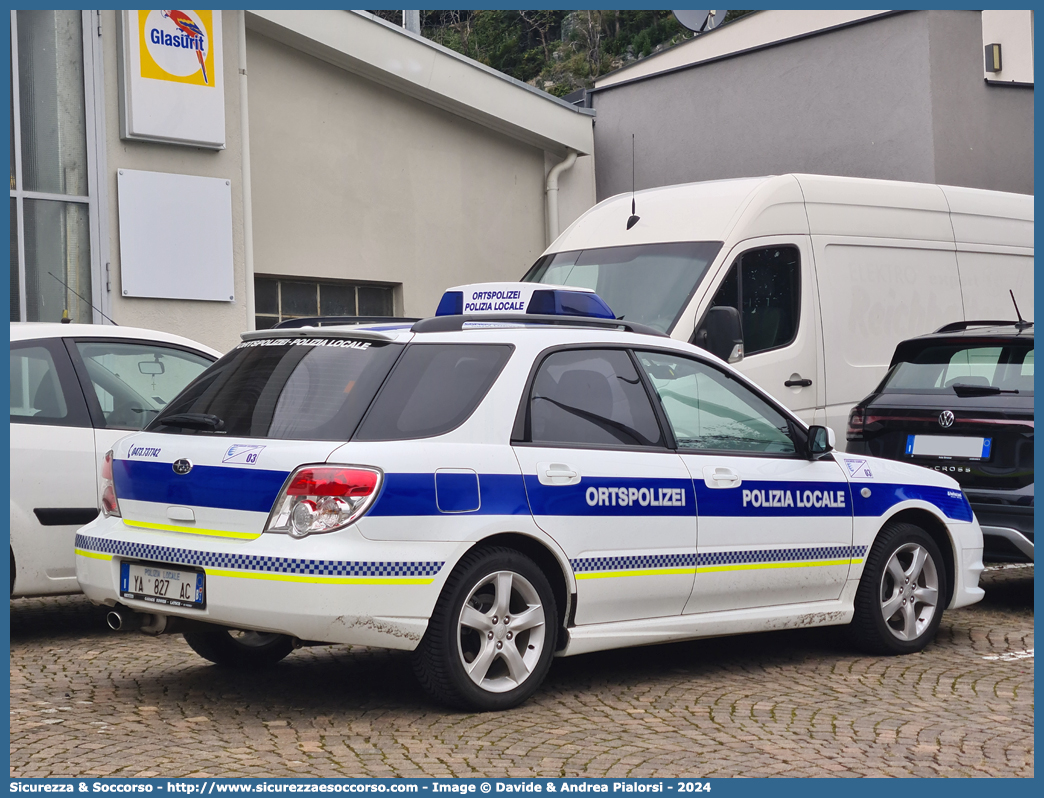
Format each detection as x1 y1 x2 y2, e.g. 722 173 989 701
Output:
970 501 1033 562
74 516 467 651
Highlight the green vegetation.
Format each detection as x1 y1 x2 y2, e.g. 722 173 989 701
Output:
369 10 753 97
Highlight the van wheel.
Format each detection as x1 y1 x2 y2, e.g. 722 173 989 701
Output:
850 522 947 655
183 628 294 668
413 547 557 711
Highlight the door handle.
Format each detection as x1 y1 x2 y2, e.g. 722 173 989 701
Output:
784 376 813 388
537 462 581 486
543 467 577 479
702 466 742 489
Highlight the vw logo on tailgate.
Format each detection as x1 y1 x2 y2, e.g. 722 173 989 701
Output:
938 410 955 428
172 459 194 475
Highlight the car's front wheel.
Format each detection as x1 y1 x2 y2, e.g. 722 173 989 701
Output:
413 547 558 711
183 627 295 668
850 521 947 655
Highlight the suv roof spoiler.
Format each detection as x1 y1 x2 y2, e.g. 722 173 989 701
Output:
933 319 1032 333
411 314 668 337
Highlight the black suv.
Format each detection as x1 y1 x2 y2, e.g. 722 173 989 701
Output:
847 321 1033 562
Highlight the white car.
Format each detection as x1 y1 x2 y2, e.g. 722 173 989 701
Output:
75 284 984 711
11 323 220 597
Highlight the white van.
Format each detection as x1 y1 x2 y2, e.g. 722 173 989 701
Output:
523 174 1034 448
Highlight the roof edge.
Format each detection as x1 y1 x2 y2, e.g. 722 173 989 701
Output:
245 9 594 156
593 10 903 94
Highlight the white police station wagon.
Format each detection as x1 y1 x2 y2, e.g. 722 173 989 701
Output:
76 283 985 711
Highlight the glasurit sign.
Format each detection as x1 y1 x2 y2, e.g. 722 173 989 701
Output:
118 10 225 148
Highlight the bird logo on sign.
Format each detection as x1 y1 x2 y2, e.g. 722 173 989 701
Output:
162 10 208 84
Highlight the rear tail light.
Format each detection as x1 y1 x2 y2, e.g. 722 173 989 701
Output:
101 450 121 518
846 406 865 441
266 466 382 539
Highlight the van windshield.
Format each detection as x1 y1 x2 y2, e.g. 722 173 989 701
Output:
522 241 722 333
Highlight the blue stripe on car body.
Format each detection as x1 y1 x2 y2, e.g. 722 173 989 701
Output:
852 483 973 522
111 461 972 522
368 473 531 516
113 460 290 513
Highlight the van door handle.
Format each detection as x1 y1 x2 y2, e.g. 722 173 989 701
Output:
784 376 813 387
702 466 742 489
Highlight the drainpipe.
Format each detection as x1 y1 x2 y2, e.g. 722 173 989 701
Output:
545 149 578 246
239 11 256 331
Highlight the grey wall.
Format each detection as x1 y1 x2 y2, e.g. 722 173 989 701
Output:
592 11 1033 201
104 11 249 352
927 11 1034 194
247 31 549 319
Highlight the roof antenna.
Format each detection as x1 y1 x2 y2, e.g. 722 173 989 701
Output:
49 271 119 325
626 133 640 230
1010 289 1032 329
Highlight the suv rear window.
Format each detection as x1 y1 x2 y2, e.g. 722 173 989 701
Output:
882 340 1034 395
151 337 403 440
354 344 513 441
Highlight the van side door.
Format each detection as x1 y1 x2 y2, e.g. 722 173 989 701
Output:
692 237 823 425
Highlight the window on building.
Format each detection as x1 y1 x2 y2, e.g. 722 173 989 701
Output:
254 276 398 329
10 10 100 324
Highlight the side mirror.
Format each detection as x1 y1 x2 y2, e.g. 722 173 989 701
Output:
695 306 744 363
806 425 834 458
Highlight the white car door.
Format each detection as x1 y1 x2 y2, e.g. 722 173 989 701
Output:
633 349 854 615
512 347 696 625
10 339 97 595
66 336 215 492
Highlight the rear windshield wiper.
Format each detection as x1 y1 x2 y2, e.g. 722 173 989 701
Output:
951 384 1019 397
158 412 226 431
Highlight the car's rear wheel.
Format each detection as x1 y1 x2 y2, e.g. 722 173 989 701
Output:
413 547 558 711
183 627 294 668
850 521 947 655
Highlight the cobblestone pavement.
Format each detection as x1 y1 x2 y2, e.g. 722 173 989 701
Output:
11 565 1033 779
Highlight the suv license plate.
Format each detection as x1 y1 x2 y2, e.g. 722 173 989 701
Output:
120 561 206 609
905 435 992 460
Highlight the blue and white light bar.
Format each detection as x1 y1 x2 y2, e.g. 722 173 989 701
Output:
435 282 616 320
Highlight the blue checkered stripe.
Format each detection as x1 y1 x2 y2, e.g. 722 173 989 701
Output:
75 534 443 579
571 546 867 574
698 545 867 567
571 553 698 573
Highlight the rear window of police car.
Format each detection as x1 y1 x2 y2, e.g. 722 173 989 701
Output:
151 339 511 442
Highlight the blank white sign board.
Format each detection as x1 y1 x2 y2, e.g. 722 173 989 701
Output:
118 169 234 302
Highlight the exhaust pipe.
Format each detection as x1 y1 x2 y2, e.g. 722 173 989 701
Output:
106 607 180 636
106 608 141 632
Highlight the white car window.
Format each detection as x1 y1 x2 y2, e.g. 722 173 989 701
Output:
528 349 663 448
636 351 796 455
10 345 68 420
74 341 212 430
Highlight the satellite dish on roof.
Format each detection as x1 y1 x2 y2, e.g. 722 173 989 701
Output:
673 10 728 33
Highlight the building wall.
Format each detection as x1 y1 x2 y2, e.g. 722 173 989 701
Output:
927 11 1034 194
247 30 549 320
591 11 1033 201
101 10 249 353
